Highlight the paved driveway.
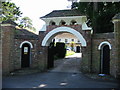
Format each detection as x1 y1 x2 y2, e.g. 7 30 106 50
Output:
2 53 119 88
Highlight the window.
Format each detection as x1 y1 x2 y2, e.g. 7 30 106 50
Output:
65 39 68 43
78 40 80 43
58 39 61 42
70 20 77 25
49 20 56 25
71 39 74 42
59 20 66 25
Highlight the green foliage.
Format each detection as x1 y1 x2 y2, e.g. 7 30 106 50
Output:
1 1 22 22
19 17 32 28
72 2 120 33
18 17 36 32
1 1 36 32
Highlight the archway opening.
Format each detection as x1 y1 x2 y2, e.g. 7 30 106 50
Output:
100 45 110 74
47 32 82 71
21 43 31 68
42 27 86 72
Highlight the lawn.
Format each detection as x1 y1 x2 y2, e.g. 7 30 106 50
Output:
66 50 75 56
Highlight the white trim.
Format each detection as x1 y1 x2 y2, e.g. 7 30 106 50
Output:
42 26 87 46
20 41 33 48
98 41 112 50
112 19 120 23
82 22 92 30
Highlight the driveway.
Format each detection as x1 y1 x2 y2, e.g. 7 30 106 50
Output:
2 53 119 88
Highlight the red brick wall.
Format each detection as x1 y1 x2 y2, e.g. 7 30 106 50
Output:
92 33 116 77
2 25 15 75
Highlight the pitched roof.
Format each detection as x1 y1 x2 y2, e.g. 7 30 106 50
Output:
2 19 18 25
113 13 120 19
15 29 38 39
41 9 83 18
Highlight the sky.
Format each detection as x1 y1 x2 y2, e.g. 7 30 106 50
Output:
11 0 71 33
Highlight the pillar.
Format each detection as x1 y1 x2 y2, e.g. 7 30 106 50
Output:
112 13 120 78
1 20 16 75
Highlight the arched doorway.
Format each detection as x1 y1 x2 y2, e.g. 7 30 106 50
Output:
98 41 111 74
21 43 30 68
20 41 33 68
100 45 110 74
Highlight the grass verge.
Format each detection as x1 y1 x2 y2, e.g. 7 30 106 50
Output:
66 50 75 56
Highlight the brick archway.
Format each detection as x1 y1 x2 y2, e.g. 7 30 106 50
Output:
38 9 92 73
41 26 87 47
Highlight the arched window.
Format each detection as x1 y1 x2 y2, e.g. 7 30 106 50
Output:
49 20 56 25
70 20 77 25
59 20 66 25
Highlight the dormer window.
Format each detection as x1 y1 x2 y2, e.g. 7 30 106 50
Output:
59 20 66 25
49 20 56 25
70 20 77 25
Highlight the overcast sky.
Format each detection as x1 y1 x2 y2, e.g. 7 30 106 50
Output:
11 0 71 33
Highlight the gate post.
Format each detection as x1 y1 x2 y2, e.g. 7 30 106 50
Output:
113 13 120 78
38 31 48 71
1 20 16 75
80 30 92 73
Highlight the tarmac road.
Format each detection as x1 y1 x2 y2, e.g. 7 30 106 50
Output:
2 53 119 89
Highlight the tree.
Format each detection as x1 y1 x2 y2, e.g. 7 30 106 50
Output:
19 17 36 32
19 17 32 28
1 1 22 22
72 2 120 33
1 1 36 32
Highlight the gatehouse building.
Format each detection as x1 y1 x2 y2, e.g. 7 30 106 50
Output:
1 9 120 79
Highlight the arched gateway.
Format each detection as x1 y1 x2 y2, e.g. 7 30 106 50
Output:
42 26 87 47
1 11 119 78
39 9 92 72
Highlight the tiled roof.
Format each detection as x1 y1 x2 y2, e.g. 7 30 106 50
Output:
15 29 38 39
2 19 18 25
41 9 83 18
113 13 120 19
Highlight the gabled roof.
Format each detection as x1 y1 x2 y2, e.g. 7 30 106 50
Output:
41 9 83 18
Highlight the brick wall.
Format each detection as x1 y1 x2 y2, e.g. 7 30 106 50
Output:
13 39 39 70
1 23 45 75
80 30 92 73
1 24 15 75
92 33 116 77
114 21 120 78
40 25 93 73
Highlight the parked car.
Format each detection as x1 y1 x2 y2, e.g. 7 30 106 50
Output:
66 48 71 51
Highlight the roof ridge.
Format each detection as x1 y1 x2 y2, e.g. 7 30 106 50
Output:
41 9 82 18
